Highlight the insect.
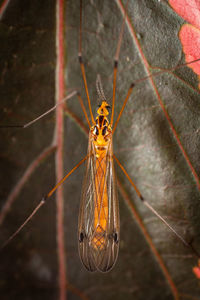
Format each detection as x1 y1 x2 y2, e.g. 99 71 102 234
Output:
1 0 200 299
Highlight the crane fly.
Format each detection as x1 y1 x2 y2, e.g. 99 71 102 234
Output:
1 0 200 284
78 98 119 272
1 0 136 273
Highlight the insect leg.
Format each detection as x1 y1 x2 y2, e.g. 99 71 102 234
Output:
77 92 91 128
113 154 200 259
112 83 134 134
111 0 129 126
78 0 95 125
1 155 87 249
0 91 77 129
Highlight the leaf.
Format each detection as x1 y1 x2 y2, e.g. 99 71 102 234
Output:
193 259 200 280
169 0 200 29
0 0 200 299
169 0 200 83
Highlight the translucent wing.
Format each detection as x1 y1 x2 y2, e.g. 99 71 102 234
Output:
78 136 119 272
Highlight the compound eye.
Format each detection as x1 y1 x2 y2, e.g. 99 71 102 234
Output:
93 126 99 135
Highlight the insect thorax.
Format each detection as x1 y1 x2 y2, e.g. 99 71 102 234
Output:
91 101 112 154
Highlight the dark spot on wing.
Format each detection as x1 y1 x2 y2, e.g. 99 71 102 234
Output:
114 232 119 243
79 232 84 243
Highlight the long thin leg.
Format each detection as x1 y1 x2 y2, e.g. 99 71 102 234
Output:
0 91 77 129
117 178 180 300
112 83 134 134
0 90 92 131
111 1 129 126
46 155 87 199
77 92 91 128
112 58 200 134
113 154 200 259
133 58 200 87
1 155 87 249
78 0 95 125
0 145 56 226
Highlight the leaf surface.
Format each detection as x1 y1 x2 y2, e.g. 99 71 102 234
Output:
0 0 200 299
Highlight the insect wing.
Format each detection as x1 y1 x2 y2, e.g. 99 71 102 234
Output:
78 138 119 272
